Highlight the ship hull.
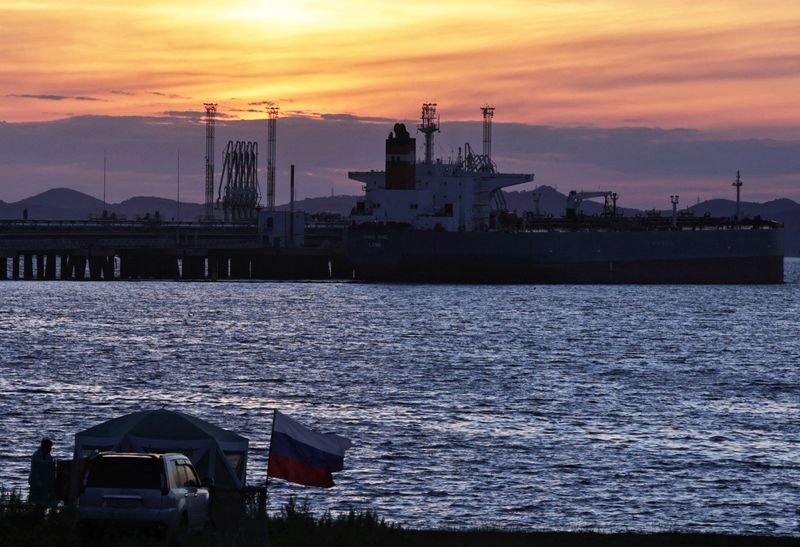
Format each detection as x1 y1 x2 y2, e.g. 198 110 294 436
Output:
346 228 785 284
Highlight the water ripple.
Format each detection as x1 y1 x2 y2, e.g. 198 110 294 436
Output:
0 260 799 535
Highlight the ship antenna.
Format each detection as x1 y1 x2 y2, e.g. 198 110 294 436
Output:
418 103 440 165
732 170 743 221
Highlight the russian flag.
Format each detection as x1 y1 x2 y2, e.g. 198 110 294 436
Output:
267 410 351 488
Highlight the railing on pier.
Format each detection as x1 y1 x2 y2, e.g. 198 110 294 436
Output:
0 219 352 281
517 213 781 233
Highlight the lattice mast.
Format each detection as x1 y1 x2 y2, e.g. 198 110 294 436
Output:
267 106 279 210
203 103 217 220
418 103 440 165
481 105 495 160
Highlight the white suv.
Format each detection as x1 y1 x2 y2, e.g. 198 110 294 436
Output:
77 452 210 532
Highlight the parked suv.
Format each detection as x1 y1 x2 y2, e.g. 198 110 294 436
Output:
77 452 210 532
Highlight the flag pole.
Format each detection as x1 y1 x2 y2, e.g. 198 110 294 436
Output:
264 410 278 513
266 409 277 489
260 409 277 547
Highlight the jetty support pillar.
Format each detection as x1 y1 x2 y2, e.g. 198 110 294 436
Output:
73 256 87 280
60 255 74 280
45 255 57 280
23 254 33 280
103 256 116 280
181 254 205 280
230 255 250 279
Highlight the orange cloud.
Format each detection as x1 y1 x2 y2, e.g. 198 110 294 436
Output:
1 0 799 135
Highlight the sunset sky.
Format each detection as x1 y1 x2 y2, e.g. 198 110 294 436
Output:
2 0 800 207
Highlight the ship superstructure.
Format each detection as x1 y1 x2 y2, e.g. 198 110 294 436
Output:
345 104 784 284
349 104 533 231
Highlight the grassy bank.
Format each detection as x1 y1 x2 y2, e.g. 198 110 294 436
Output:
1 490 796 547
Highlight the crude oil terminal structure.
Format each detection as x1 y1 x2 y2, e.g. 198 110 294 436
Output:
0 104 337 281
0 103 785 283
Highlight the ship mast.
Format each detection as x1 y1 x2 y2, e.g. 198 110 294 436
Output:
732 170 743 221
418 103 439 165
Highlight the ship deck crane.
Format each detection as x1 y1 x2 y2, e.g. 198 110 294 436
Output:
566 190 618 218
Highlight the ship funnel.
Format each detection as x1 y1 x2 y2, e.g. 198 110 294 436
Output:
385 123 416 190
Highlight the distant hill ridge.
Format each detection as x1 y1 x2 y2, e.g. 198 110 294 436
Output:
1 187 797 255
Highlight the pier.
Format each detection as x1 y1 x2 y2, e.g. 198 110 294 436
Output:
0 219 351 281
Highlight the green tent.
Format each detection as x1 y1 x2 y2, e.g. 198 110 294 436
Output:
74 409 248 488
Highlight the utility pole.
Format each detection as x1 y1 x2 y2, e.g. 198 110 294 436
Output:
103 148 107 214
670 195 680 229
177 148 181 221
290 164 295 246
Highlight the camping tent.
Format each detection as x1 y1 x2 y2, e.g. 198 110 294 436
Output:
74 409 249 488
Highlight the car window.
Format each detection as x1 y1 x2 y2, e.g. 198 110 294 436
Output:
173 461 200 487
183 463 200 486
173 461 189 487
87 457 161 489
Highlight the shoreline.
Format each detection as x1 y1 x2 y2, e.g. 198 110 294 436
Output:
1 502 796 547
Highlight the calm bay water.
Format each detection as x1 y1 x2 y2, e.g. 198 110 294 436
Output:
1 260 798 535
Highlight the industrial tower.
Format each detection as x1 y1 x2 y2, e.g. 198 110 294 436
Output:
481 105 495 160
203 103 217 220
267 106 279 210
217 141 260 221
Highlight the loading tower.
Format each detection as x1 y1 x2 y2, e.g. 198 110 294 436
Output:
481 105 495 160
267 106 279 210
217 140 261 222
203 103 217 221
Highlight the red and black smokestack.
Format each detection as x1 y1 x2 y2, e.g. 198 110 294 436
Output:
385 123 415 190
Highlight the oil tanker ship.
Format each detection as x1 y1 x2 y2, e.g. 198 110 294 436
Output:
346 105 784 284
